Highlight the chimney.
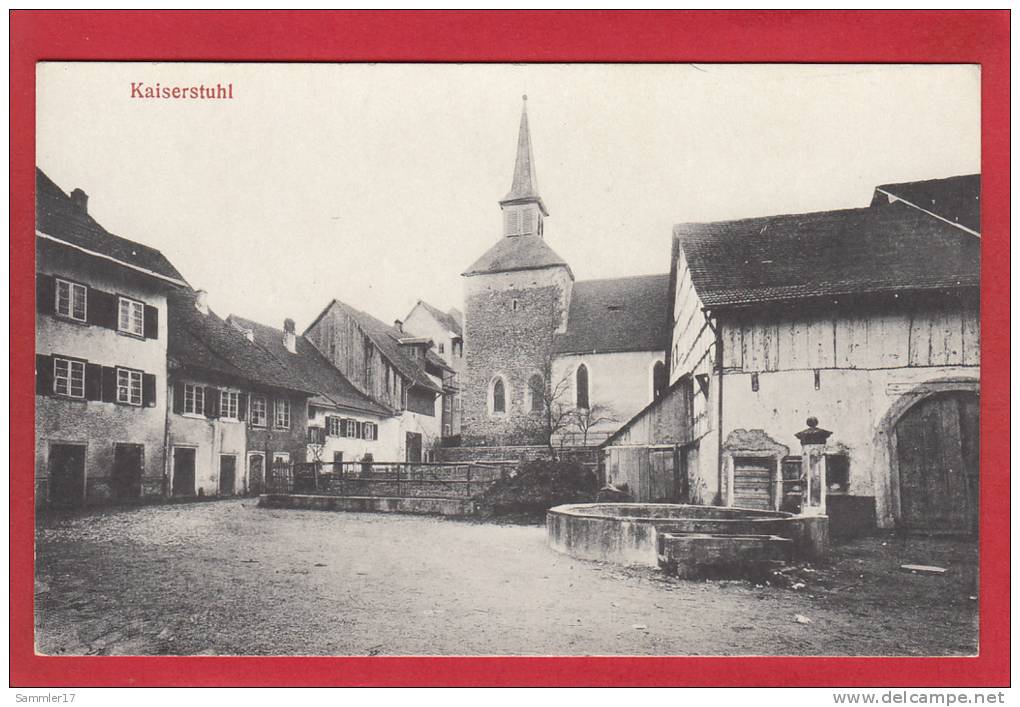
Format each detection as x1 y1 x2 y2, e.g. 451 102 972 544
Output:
242 329 254 343
194 289 209 315
70 188 88 214
394 319 403 333
283 318 297 353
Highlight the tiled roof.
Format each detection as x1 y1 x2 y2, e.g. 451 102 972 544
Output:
168 290 313 395
874 174 980 234
409 300 463 337
228 314 390 416
320 301 443 393
36 168 187 284
553 274 672 355
676 201 980 310
462 235 572 277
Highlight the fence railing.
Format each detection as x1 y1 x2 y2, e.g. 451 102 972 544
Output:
266 461 509 499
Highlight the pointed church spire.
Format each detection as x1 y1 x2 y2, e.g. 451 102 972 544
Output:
501 95 548 216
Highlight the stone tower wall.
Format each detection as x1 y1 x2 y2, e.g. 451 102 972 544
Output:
461 266 572 445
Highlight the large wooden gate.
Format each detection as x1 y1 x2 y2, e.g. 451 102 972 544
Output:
896 392 979 534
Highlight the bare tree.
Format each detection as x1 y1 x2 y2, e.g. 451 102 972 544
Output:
519 292 576 456
569 403 618 447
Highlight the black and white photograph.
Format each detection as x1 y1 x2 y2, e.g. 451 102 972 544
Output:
33 62 980 658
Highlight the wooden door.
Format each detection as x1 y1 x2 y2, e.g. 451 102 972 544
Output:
733 457 774 510
649 449 677 502
172 447 196 497
112 443 143 500
219 455 237 496
248 454 265 495
405 432 422 463
49 444 85 508
896 392 979 533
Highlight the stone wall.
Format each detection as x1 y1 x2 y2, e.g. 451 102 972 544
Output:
461 266 572 446
435 444 598 470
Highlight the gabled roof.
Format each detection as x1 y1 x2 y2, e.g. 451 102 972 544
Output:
306 300 443 394
553 274 672 355
36 168 187 285
873 174 980 235
228 314 390 416
676 201 980 310
408 299 463 337
462 235 572 277
168 290 313 396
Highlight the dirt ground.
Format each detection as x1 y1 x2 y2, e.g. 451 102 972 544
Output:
34 500 978 656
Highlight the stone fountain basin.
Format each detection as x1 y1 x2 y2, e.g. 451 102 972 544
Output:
546 503 827 567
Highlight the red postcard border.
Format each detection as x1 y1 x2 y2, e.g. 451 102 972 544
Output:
9 10 1010 687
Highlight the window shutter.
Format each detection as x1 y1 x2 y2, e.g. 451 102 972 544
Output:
35 354 53 396
357 422 365 439
101 366 118 403
36 274 55 315
172 380 185 414
238 393 248 421
88 289 119 330
84 363 103 401
204 387 220 418
339 419 347 438
142 373 157 407
143 304 159 339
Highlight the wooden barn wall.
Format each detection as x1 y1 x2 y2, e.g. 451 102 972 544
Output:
305 305 405 410
720 298 980 373
669 250 715 384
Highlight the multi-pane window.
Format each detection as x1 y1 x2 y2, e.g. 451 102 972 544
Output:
183 383 205 415
250 396 267 427
438 343 445 354
118 297 145 337
327 416 343 437
345 419 359 437
53 358 85 398
220 390 240 420
364 422 377 440
116 368 143 405
274 399 291 429
55 279 87 321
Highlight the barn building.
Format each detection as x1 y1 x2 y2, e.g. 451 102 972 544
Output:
605 175 980 534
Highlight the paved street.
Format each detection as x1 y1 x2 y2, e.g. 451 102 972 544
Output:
35 500 978 656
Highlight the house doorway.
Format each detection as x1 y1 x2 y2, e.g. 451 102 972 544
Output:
896 391 979 534
49 443 86 508
172 447 197 497
247 453 265 495
112 443 144 500
219 455 237 496
406 432 423 463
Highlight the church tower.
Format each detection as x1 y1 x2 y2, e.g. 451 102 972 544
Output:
460 97 574 446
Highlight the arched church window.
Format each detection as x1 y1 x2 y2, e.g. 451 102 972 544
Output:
652 360 668 401
492 378 506 414
528 374 544 413
576 364 590 409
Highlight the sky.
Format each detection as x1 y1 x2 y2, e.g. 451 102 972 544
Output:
37 63 980 332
